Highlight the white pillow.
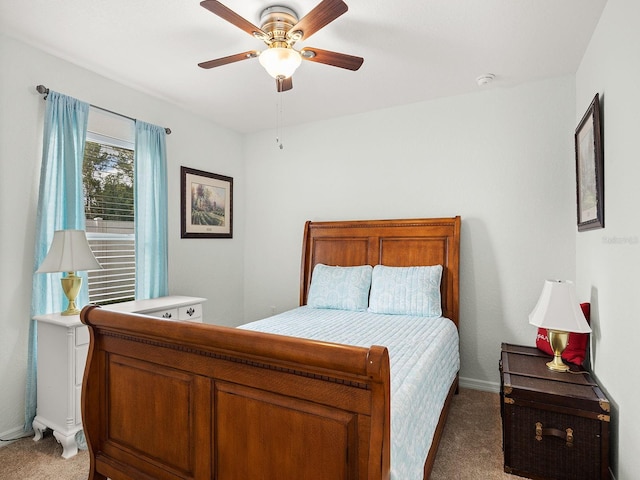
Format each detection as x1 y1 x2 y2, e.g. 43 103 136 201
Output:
307 264 372 311
368 265 443 317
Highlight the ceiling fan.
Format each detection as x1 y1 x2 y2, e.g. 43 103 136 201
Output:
198 0 364 92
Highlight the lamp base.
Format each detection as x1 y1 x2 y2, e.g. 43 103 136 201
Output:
61 306 81 316
60 272 82 316
546 357 570 372
546 329 570 372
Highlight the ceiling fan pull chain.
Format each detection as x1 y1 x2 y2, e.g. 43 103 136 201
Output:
276 93 285 150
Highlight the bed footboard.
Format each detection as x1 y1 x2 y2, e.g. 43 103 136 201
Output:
80 305 391 480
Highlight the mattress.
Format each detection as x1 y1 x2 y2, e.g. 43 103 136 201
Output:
240 306 460 479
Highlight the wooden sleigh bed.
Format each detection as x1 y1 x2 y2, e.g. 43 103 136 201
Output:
80 216 461 480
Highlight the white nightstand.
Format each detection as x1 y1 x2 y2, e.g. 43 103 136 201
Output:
32 295 206 458
32 313 87 459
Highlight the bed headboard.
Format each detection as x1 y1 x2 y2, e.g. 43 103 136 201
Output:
300 217 461 327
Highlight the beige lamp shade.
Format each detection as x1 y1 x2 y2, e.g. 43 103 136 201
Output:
528 280 591 333
36 230 102 273
36 229 103 315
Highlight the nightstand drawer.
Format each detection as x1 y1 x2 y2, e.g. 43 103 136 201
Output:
75 325 89 346
75 344 88 385
75 385 82 425
148 308 179 320
178 303 202 322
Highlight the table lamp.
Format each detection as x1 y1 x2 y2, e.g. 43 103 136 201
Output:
528 280 592 372
36 230 103 315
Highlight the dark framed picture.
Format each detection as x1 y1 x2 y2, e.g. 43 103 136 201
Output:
575 93 604 231
181 166 233 238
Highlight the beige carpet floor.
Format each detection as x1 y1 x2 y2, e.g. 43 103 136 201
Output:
430 388 516 479
0 429 88 480
0 388 516 479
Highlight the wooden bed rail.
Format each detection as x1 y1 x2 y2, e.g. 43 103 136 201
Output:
81 305 391 480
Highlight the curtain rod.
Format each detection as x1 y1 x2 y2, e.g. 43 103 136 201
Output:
36 85 171 135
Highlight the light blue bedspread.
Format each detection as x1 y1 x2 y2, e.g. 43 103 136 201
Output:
240 306 460 479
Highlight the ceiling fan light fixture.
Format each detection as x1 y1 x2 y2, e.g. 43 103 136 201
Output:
259 47 302 79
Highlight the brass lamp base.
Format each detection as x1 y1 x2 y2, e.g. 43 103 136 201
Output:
546 329 570 372
60 272 82 316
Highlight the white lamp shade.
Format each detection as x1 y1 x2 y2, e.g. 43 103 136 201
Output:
528 280 591 333
36 230 102 273
259 47 302 79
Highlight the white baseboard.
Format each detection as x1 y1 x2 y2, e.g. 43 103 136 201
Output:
0 426 33 448
459 376 501 393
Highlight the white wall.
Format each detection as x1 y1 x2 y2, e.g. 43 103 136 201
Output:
243 76 578 391
576 0 640 477
0 34 245 438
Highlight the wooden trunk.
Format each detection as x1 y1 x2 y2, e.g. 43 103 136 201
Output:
500 344 610 480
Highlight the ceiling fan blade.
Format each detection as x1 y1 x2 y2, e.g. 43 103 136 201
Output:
276 76 293 92
200 0 266 38
300 48 363 71
289 0 348 41
198 51 259 69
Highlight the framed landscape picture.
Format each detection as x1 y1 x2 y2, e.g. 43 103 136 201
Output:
181 166 233 238
575 93 604 232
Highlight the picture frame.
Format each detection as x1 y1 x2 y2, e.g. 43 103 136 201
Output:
181 166 233 238
575 93 604 231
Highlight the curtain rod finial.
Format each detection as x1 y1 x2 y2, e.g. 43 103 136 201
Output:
36 85 49 95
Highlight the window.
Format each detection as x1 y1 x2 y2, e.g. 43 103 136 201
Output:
83 109 136 305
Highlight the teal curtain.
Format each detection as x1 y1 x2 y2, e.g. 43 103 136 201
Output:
25 91 89 430
134 121 168 299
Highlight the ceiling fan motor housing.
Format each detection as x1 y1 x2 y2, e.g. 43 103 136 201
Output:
259 6 300 45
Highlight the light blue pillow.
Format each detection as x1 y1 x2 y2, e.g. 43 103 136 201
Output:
307 264 373 311
368 265 443 317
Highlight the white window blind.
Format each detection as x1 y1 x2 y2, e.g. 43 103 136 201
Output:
84 108 136 305
86 231 135 305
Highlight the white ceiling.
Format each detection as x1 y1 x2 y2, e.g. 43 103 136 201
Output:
1 0 607 134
